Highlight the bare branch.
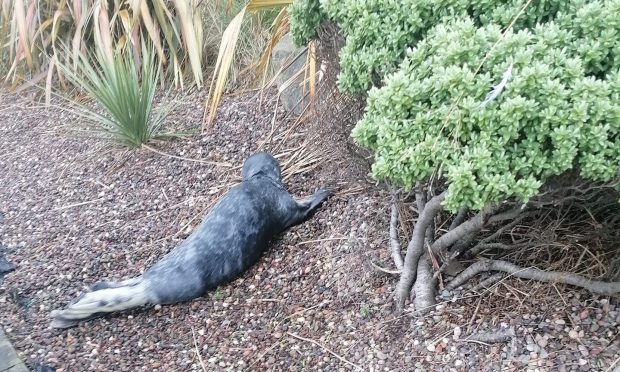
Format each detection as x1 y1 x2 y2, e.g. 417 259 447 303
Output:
446 259 620 295
469 272 506 293
394 191 446 312
467 242 515 256
389 189 404 270
487 205 526 224
477 212 532 246
430 207 493 256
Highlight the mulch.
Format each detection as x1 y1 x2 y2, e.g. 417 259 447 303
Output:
0 89 618 371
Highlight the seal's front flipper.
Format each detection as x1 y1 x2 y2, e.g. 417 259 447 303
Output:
288 189 331 227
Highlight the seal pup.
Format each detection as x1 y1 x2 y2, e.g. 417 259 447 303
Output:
50 152 330 328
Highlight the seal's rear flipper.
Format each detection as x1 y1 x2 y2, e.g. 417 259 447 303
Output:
50 311 106 329
50 279 153 329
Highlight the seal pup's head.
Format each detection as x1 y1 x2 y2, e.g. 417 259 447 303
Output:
242 152 282 183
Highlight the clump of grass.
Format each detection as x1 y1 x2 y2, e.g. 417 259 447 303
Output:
60 43 173 148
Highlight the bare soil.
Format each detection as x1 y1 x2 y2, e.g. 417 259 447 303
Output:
0 90 618 371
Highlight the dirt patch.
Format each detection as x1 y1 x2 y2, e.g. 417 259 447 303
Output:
0 89 618 371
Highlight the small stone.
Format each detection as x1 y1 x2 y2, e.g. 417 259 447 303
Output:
537 338 548 348
568 330 579 339
555 319 566 325
453 326 462 340
578 358 588 366
426 343 435 352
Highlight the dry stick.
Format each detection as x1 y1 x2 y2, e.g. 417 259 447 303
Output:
296 237 347 245
395 191 446 311
53 198 104 211
141 144 232 167
286 332 363 371
190 326 207 372
370 260 402 275
445 259 620 295
245 338 285 371
389 188 404 270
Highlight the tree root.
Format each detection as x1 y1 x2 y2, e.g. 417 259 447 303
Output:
446 259 620 295
394 191 446 312
412 254 437 312
389 189 404 270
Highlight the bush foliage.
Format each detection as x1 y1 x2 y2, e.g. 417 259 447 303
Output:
290 0 620 211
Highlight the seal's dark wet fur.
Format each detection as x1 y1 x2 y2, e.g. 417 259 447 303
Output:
50 152 330 328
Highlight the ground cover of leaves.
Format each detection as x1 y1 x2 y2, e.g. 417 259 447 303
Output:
0 90 618 371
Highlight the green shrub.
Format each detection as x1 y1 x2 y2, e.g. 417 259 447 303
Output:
295 0 617 93
355 17 619 211
290 0 620 211
289 0 326 47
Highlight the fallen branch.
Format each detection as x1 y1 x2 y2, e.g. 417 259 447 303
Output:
394 191 446 311
287 332 363 371
142 144 232 167
191 326 207 372
446 259 620 295
389 189 404 270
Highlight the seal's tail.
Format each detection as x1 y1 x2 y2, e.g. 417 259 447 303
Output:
50 277 153 329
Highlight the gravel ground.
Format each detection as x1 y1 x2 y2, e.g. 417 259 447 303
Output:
0 90 618 371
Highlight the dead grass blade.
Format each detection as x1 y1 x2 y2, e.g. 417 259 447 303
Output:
204 5 247 129
13 0 32 69
203 0 293 129
173 0 203 88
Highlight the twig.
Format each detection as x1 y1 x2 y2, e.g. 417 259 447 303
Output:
245 338 284 371
445 259 620 294
276 301 332 328
191 326 207 372
286 332 363 371
53 198 104 211
296 237 348 246
142 144 232 167
369 260 402 275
